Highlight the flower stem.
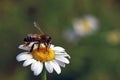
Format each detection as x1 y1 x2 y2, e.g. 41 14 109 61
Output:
41 68 46 80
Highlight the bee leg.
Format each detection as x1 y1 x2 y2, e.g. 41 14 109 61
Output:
30 43 39 52
48 43 51 48
37 43 40 51
24 42 30 47
30 43 35 52
45 43 50 51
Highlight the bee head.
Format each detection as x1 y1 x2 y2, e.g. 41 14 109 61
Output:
40 35 51 42
46 36 51 42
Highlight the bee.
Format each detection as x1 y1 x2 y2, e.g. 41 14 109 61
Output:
24 22 52 52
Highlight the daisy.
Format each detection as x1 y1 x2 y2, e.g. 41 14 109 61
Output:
16 42 70 76
106 31 120 45
73 15 99 37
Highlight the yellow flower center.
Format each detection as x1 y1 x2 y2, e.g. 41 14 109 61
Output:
32 47 55 62
81 20 92 32
107 32 120 45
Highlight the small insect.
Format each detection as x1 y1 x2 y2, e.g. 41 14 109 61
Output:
24 22 52 52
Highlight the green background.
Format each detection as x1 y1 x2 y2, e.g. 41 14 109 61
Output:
0 0 120 80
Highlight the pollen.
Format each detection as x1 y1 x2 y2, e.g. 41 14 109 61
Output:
32 47 55 62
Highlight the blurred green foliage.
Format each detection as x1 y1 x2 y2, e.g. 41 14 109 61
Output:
0 0 120 80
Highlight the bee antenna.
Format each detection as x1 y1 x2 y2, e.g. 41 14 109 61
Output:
33 21 44 34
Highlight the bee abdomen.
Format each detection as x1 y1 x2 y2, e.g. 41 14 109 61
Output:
24 36 35 42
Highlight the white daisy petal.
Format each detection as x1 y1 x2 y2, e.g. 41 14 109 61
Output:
33 61 43 76
57 54 70 59
45 62 53 73
55 52 70 58
55 60 65 67
33 63 39 75
55 52 65 54
18 45 31 51
50 44 54 48
16 52 32 61
31 61 38 71
50 60 61 74
52 46 65 52
18 42 35 51
55 56 70 64
23 59 36 67
18 44 25 49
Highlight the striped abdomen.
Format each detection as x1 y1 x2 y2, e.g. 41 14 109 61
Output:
24 36 36 42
